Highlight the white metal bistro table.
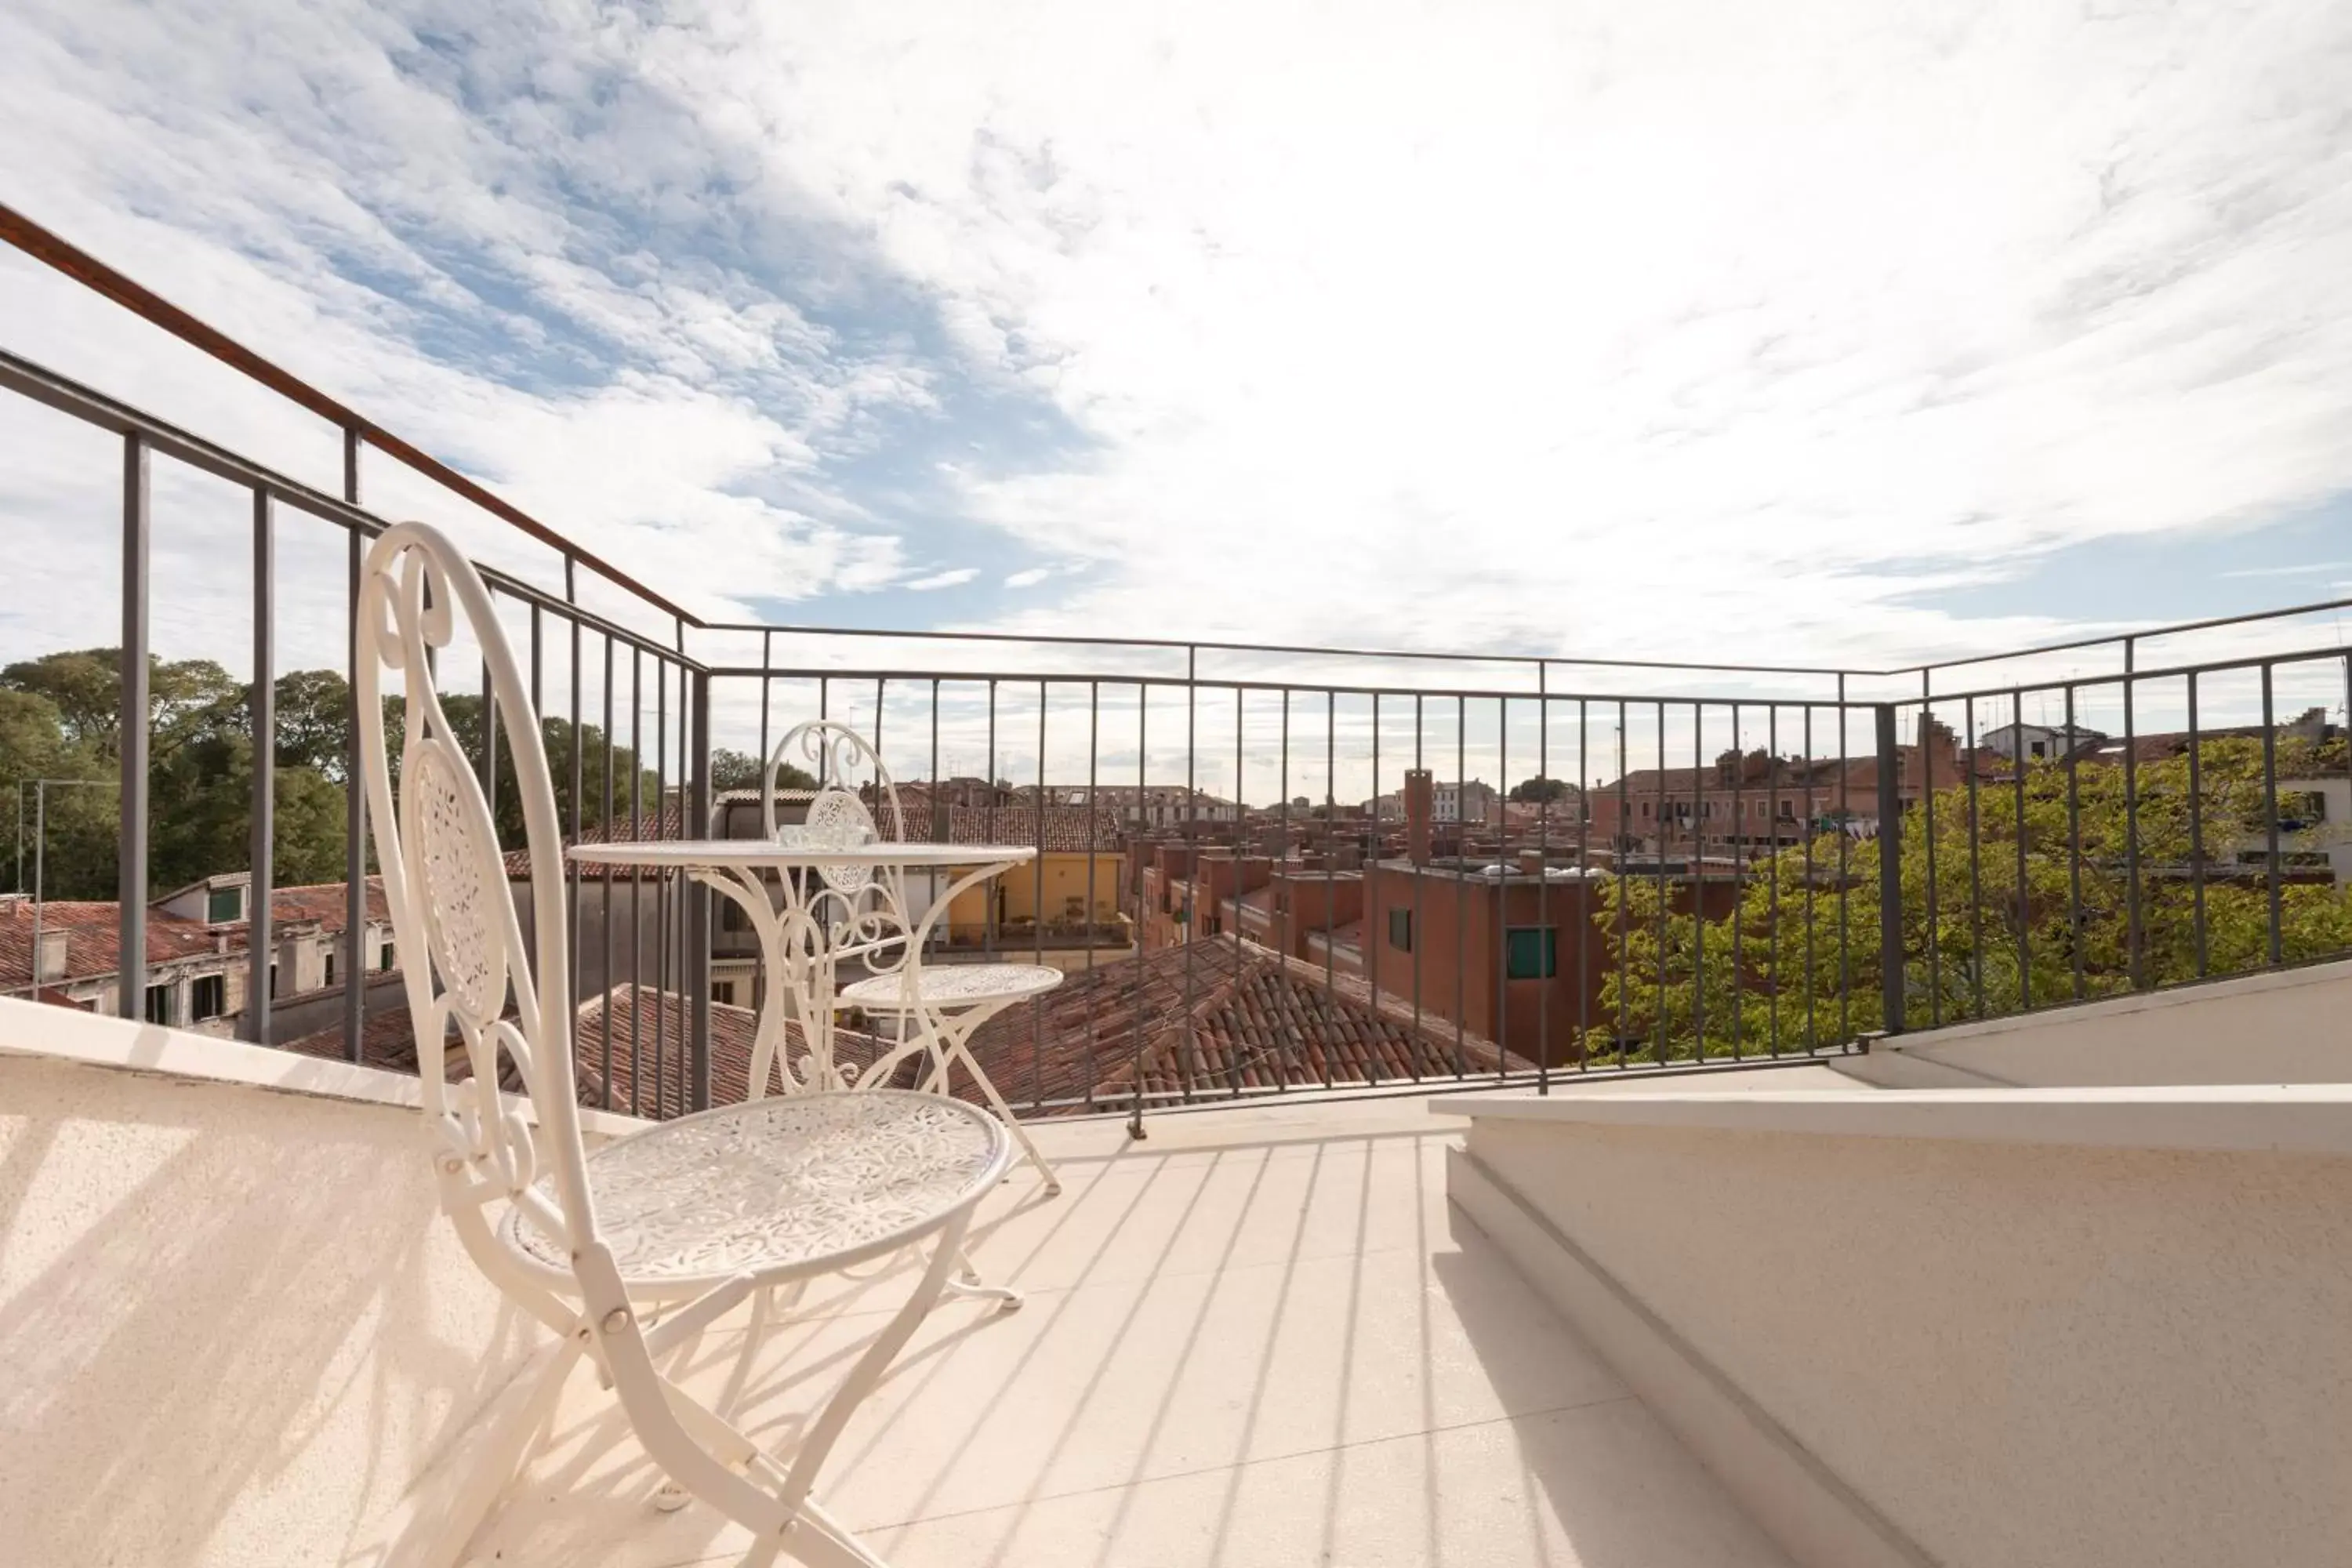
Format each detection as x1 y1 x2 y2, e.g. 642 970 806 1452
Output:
565 837 1047 1131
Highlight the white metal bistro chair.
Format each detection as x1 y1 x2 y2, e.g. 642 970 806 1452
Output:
755 721 1065 1192
358 521 1014 1568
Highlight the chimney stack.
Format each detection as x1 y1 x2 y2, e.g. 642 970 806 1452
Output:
1404 769 1433 866
1516 848 1545 878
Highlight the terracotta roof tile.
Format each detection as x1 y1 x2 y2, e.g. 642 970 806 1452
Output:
0 880 390 990
960 935 1534 1112
0 900 222 989
504 798 695 879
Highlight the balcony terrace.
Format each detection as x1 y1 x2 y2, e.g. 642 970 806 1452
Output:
4 209 2352 1568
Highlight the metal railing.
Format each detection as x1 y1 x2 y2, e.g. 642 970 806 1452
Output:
6 203 2352 1130
706 622 2351 1123
0 205 716 1118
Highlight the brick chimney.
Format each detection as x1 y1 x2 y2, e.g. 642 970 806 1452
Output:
1404 769 1433 866
1516 848 1545 878
35 927 67 985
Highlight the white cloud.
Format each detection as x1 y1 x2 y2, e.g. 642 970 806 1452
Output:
2220 561 2352 579
5 0 2352 684
905 567 980 591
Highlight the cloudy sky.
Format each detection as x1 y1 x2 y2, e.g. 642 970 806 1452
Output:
5 0 2352 700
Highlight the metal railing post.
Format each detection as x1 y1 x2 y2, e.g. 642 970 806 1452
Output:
245 488 275 1043
342 428 366 1060
118 433 150 1022
1875 704 1904 1036
687 668 713 1110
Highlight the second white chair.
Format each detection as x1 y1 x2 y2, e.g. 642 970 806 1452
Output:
760 720 1065 1193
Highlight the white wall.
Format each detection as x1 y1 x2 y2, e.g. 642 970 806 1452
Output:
1447 1093 2352 1568
1851 958 2352 1088
0 1004 627 1568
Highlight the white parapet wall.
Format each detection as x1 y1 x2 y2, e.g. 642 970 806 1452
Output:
1838 956 2352 1087
1438 1087 2352 1568
0 998 644 1568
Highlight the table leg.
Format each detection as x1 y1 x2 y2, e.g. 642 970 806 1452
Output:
904 996 1062 1196
692 866 799 1099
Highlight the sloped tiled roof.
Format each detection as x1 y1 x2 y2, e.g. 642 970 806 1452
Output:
0 899 220 989
269 880 389 931
961 935 1533 1112
279 982 886 1122
504 797 694 879
270 944 1527 1127
885 791 1123 852
0 880 390 990
281 1000 561 1102
577 984 802 1118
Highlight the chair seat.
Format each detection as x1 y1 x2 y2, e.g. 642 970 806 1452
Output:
837 963 1063 1011
499 1089 1010 1296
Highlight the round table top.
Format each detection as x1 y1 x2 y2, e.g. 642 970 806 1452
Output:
567 837 1038 869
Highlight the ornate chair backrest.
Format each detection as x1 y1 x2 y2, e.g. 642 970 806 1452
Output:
760 720 920 984
762 720 909 889
356 522 595 1322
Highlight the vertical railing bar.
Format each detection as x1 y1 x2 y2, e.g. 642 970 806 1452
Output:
1281 688 1298 1091
2339 654 2352 956
2263 662 2282 967
1651 699 1665 1063
479 644 497 811
628 648 642 1115
985 680 996 958
1730 701 1742 1061
1083 681 1099 1109
1182 656 1201 1103
115 433 151 1024
2013 688 2031 1013
1323 685 1338 1091
653 655 668 1117
1455 695 1467 1078
2122 637 2144 991
1766 705 1780 1055
1965 696 1984 1020
1409 693 1420 1073
1690 701 1704 1059
1369 690 1383 1080
688 670 710 1112
245 487 275 1045
1536 674 1551 1092
600 633 615 1109
1837 677 1851 1043
1497 694 1512 1081
1803 703 1817 1048
2064 684 2084 1002
1921 677 1940 1029
2187 672 2205 979
1874 704 1903 1036
1616 701 1629 1068
338 430 366 1056
567 560 583 1083
1576 697 1590 1072
1128 684 1147 1136
1233 684 1247 1096
759 630 772 780
1033 680 1047 1112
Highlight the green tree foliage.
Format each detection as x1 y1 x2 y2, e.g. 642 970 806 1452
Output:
1 648 692 901
1583 740 2352 1063
710 748 816 793
1508 775 1574 804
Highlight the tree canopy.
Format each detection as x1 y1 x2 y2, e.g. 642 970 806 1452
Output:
1583 739 2352 1063
3 648 679 902
1508 775 1575 804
